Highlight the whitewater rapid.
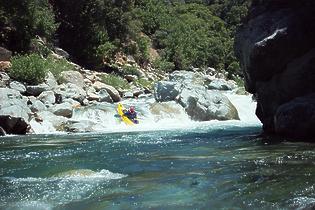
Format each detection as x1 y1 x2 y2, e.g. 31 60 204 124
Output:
30 93 261 134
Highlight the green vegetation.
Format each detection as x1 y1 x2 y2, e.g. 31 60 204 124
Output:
134 78 154 90
46 56 76 82
1 0 251 79
9 54 48 85
121 65 142 77
0 0 57 53
9 53 76 85
101 74 130 90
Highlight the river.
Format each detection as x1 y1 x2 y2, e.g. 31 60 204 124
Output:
1 94 315 209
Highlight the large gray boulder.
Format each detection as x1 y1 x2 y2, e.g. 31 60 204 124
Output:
178 85 239 121
92 81 121 102
98 89 113 103
154 81 181 102
0 88 31 134
235 0 315 137
274 94 315 139
0 88 31 122
30 100 47 112
35 111 68 130
57 83 87 103
60 71 85 88
50 102 73 118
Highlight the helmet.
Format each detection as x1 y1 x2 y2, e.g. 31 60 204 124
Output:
130 106 135 112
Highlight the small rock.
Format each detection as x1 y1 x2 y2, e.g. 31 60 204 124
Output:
123 91 134 98
38 91 55 104
0 61 11 71
9 81 26 93
30 100 47 112
0 47 12 61
54 47 69 59
26 84 51 96
125 74 138 82
45 72 58 89
0 72 10 87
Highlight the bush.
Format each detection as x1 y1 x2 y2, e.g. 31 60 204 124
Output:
153 58 175 73
101 74 130 90
46 55 76 82
134 78 153 90
9 54 48 85
121 65 142 77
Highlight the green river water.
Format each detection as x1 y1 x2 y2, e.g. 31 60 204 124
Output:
1 123 315 210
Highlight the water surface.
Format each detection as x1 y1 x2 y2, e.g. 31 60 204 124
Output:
1 124 315 210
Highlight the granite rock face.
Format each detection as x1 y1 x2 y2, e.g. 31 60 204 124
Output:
235 0 315 139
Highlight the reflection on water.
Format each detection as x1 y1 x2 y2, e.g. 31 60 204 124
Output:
1 124 315 209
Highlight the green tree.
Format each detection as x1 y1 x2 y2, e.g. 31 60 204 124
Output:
0 0 57 53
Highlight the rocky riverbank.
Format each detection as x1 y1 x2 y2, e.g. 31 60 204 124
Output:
235 0 315 140
0 47 245 136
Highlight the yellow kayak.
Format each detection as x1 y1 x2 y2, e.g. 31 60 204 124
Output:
117 103 135 125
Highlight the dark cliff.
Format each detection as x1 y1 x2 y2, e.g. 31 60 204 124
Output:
235 0 315 139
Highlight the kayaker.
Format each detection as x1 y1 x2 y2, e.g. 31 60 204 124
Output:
123 106 139 124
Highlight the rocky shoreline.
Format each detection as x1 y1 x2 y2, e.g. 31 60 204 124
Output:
0 47 244 136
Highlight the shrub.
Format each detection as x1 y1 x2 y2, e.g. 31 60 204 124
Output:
46 55 76 82
153 58 175 73
134 78 153 90
121 65 142 77
101 74 130 90
9 54 48 85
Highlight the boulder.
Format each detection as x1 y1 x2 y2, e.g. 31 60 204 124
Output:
0 61 11 71
35 111 68 130
274 94 315 139
178 85 239 121
92 81 121 102
123 91 133 99
125 74 138 82
154 81 181 102
0 72 10 87
9 81 26 93
50 102 73 118
98 89 113 103
0 47 12 61
45 72 58 89
207 79 236 91
26 84 51 96
0 115 29 135
30 100 47 112
54 47 70 59
235 0 315 136
56 83 87 103
38 91 55 104
60 71 85 88
169 70 205 86
0 88 31 122
64 120 97 133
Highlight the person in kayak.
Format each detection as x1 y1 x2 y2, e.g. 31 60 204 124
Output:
123 106 139 124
